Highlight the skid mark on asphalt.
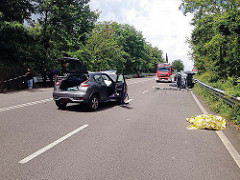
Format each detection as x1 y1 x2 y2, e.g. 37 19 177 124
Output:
19 124 89 164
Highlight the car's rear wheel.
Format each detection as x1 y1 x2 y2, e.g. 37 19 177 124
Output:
56 101 67 109
88 95 99 111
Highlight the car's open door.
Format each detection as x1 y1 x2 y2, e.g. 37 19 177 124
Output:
115 74 128 102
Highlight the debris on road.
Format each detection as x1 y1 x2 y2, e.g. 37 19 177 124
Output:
186 114 226 130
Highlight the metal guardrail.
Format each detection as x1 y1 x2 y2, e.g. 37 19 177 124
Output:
0 75 28 92
33 76 64 83
0 75 27 83
195 79 240 107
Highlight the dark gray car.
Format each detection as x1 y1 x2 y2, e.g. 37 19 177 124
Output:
53 57 128 111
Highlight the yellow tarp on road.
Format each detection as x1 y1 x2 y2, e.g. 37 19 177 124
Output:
187 114 226 130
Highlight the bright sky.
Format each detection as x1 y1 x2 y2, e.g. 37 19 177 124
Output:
89 0 194 71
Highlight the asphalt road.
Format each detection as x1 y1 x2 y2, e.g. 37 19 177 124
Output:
1 77 240 180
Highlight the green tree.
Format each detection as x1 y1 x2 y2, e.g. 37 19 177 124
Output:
0 0 35 23
0 22 34 66
172 59 184 72
70 21 164 74
81 22 126 72
0 0 36 69
141 44 164 72
180 0 240 81
36 0 98 68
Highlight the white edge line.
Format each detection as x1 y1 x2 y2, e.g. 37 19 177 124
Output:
19 124 89 164
216 131 240 168
191 91 240 169
191 91 208 114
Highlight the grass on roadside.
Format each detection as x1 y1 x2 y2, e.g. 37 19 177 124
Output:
195 73 240 97
193 84 240 125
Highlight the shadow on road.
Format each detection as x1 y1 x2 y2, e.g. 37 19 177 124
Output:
119 104 133 110
154 87 181 91
57 101 133 112
169 83 177 87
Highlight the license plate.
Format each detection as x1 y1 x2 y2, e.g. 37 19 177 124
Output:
67 87 79 91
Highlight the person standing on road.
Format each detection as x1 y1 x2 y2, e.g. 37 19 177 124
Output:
41 68 47 87
26 68 33 89
48 69 53 87
53 68 59 84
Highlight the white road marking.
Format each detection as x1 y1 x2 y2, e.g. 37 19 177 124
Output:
191 92 207 114
125 99 134 104
0 98 53 113
142 90 148 94
191 91 240 169
19 124 89 164
216 131 240 168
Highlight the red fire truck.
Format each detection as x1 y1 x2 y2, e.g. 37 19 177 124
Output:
156 63 173 82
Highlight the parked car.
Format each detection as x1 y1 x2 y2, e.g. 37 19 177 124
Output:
53 57 128 111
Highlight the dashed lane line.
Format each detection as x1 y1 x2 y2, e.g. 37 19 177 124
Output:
0 98 53 113
191 91 240 169
19 124 89 164
142 90 148 94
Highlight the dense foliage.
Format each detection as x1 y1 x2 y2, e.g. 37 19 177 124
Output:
180 0 240 82
69 22 164 73
0 0 164 80
172 59 184 72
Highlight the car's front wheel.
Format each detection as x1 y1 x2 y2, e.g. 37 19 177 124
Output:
56 101 67 109
88 95 99 111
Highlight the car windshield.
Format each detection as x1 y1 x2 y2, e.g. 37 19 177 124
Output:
158 67 170 72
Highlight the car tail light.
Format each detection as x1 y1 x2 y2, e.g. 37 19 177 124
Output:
73 97 84 101
80 80 90 87
55 79 63 86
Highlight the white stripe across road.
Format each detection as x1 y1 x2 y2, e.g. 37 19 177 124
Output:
0 98 53 113
19 124 89 164
191 91 240 169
